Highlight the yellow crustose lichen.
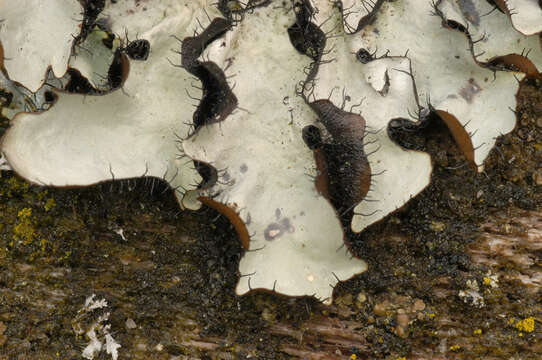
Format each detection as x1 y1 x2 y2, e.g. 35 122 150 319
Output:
514 317 535 333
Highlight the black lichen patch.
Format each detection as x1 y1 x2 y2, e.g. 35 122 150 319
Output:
180 18 232 71
0 88 13 108
107 48 130 91
191 62 238 129
178 18 238 130
74 0 106 49
123 39 150 61
63 68 96 94
194 160 218 189
302 124 323 150
288 1 325 61
309 99 371 214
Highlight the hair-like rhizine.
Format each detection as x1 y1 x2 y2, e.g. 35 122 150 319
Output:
306 99 371 213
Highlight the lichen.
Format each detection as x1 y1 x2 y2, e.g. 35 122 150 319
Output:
13 207 36 245
514 317 535 333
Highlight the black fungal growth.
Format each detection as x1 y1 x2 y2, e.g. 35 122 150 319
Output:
74 0 106 49
106 48 129 91
0 89 13 108
302 124 323 150
191 62 237 129
356 48 376 64
308 100 371 214
103 35 150 92
123 39 150 61
178 17 238 130
181 18 232 71
288 1 325 61
64 69 96 94
193 160 218 189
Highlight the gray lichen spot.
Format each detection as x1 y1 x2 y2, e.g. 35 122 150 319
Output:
459 78 481 103
264 217 295 241
239 164 248 173
280 218 295 234
458 0 480 26
264 223 283 241
222 171 231 182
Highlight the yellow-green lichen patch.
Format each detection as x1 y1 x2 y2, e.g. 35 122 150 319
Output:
44 197 56 212
13 208 37 245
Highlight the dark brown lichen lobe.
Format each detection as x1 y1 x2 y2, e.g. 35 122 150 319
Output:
304 99 371 212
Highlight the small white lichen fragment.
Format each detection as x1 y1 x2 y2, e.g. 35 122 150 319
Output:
75 295 121 360
82 328 102 360
0 0 83 92
184 5 367 304
105 333 121 360
84 294 108 311
458 279 485 308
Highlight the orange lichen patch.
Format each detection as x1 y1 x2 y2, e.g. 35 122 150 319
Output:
435 110 475 169
198 196 249 250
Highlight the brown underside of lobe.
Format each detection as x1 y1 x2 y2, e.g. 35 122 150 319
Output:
198 196 250 250
435 109 476 169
